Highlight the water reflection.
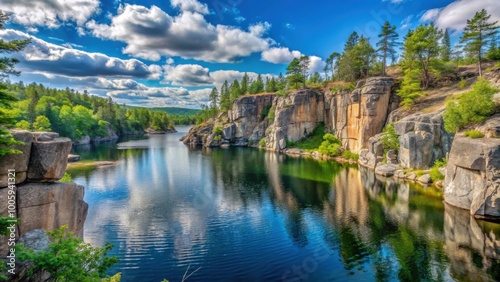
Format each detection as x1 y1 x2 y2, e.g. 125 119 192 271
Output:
74 130 500 282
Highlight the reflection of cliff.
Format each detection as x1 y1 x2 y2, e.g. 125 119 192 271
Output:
444 204 500 281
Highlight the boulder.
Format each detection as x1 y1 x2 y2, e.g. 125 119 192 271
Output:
204 133 221 148
0 130 33 187
32 132 59 142
476 113 500 138
17 182 88 236
395 111 452 169
358 134 385 169
375 164 399 177
27 138 72 182
417 174 432 185
443 134 500 218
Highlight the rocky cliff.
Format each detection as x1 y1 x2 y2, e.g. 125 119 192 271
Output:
0 131 88 256
443 114 500 219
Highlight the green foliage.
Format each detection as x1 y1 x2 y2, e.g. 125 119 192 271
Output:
330 83 355 93
17 225 119 282
397 68 423 109
337 35 377 81
458 79 467 89
464 129 485 138
430 158 446 181
381 123 400 151
286 57 308 89
60 172 73 183
213 135 222 141
33 115 51 131
377 21 400 76
260 105 272 121
443 78 497 132
15 120 30 130
102 272 121 282
213 126 223 135
318 133 342 157
268 106 276 121
342 150 359 161
414 170 425 177
460 9 498 76
286 124 325 152
259 138 266 147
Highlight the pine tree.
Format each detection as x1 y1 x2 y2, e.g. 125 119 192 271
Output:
354 37 376 78
298 56 310 88
240 73 249 95
208 87 219 114
0 11 30 156
286 58 303 89
344 32 360 52
219 80 231 110
230 79 241 101
324 52 340 80
442 29 452 62
460 9 498 76
377 21 399 76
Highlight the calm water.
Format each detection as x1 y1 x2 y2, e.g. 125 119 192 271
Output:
69 126 500 282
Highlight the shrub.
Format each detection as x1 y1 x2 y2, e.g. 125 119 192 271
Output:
259 138 266 147
342 150 359 161
414 170 425 177
213 126 223 135
17 225 119 281
464 129 484 138
444 78 497 133
330 83 355 93
381 123 400 151
260 105 272 121
429 158 446 181
458 79 467 89
15 120 31 130
318 133 342 157
214 135 222 141
60 172 73 183
268 106 276 121
285 124 324 152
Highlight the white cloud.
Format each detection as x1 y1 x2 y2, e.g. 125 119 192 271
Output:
261 47 302 64
400 15 413 30
0 0 100 28
163 64 213 87
308 56 327 74
86 3 273 63
171 0 209 14
0 29 162 79
420 0 500 31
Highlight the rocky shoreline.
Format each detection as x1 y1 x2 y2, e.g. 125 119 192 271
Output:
181 77 500 219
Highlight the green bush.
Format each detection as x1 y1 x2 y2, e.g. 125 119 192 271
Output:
60 172 73 183
213 126 223 135
15 120 31 130
214 135 222 141
342 150 359 161
381 123 400 151
444 78 497 133
318 133 342 157
259 138 266 147
458 79 467 89
429 158 446 181
330 83 355 93
17 225 119 281
268 106 276 121
464 129 484 138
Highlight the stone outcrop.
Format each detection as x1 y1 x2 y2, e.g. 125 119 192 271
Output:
27 135 72 182
325 77 396 152
266 90 324 151
394 111 452 169
0 130 89 257
0 131 33 187
17 182 88 236
444 125 500 218
229 94 275 143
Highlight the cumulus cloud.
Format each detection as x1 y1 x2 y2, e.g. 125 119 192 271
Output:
0 0 100 28
0 29 162 79
171 0 209 14
86 3 273 62
163 64 213 86
420 0 500 31
261 47 302 64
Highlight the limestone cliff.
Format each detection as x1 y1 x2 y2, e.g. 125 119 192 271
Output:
0 131 88 256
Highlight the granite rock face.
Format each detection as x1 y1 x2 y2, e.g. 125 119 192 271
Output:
27 137 72 182
17 182 88 236
443 132 500 218
0 130 33 187
325 77 395 153
394 111 452 169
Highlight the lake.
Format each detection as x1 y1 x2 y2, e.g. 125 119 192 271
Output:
68 126 500 282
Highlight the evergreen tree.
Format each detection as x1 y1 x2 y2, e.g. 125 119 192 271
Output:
344 32 360 52
441 29 452 62
230 79 241 100
265 77 277 92
324 52 340 80
209 87 219 110
286 58 304 89
0 11 30 156
219 80 231 110
249 74 264 94
354 37 376 78
460 9 498 76
377 21 399 76
298 56 310 88
486 34 500 60
240 73 249 95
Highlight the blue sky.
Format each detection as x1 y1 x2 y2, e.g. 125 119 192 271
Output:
0 0 499 108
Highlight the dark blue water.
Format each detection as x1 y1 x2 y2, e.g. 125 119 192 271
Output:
69 126 500 282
